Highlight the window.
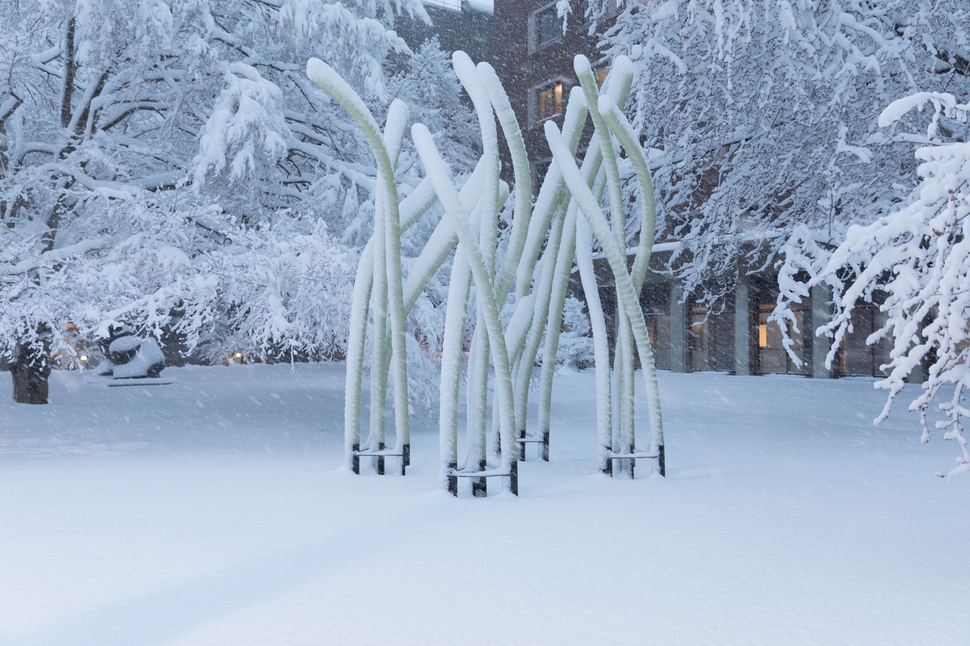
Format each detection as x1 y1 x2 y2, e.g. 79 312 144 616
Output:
535 5 562 47
594 65 609 89
536 82 563 122
836 304 890 377
755 295 812 376
688 303 735 372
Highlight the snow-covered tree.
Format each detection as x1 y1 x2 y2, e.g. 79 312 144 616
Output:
0 1 202 401
385 37 480 179
573 0 970 478
813 93 970 478
590 0 969 307
0 0 474 402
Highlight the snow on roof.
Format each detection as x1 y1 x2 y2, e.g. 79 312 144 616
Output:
466 0 493 13
422 0 493 14
423 0 461 9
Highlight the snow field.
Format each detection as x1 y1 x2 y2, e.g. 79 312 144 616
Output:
1 364 968 645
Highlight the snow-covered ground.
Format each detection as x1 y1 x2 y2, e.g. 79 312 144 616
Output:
1 364 967 645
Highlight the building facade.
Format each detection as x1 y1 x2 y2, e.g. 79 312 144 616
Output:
491 0 615 188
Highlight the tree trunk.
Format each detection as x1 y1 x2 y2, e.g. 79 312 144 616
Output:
10 340 51 405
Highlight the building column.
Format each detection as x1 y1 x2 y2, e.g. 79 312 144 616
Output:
669 281 689 373
811 283 834 379
734 275 753 376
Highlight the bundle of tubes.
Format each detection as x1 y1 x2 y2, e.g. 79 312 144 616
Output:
307 52 664 497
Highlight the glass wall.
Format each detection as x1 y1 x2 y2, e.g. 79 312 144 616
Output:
755 303 812 375
633 274 898 378
837 305 891 376
751 276 812 375
688 298 735 372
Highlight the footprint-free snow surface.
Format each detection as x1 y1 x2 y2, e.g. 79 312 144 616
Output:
1 364 967 645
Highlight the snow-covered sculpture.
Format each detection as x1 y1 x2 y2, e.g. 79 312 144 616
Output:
94 325 166 381
541 56 665 479
307 51 664 496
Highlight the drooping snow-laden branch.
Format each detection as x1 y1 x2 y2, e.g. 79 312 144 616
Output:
813 93 970 478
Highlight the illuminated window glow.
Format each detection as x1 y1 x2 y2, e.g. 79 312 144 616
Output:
594 66 609 89
537 83 563 121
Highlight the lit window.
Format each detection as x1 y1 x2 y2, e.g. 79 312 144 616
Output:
536 83 563 122
535 5 562 47
594 66 609 89
759 323 768 348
